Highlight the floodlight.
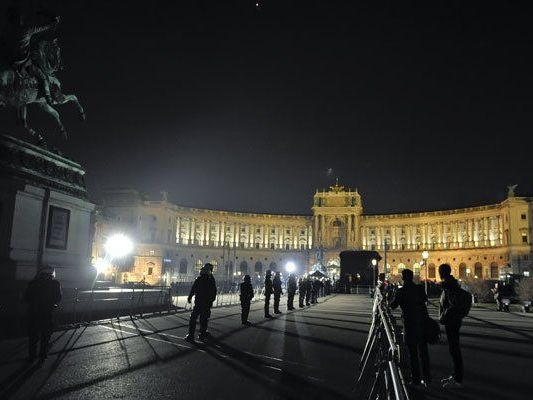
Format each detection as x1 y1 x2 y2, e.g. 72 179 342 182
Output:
105 234 133 259
285 261 296 273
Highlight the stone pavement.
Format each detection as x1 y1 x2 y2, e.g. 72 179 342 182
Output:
1 294 532 400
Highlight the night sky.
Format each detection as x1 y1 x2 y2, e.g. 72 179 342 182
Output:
1 1 532 215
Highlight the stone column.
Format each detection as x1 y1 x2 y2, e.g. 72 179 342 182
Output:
176 217 181 244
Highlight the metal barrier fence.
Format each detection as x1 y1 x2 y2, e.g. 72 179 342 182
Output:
53 281 269 327
356 288 411 400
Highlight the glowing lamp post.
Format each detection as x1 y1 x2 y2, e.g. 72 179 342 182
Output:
422 250 429 294
371 259 377 287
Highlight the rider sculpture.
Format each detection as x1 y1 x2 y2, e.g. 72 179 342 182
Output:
0 7 84 146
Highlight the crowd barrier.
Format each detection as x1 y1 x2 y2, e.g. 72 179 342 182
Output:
356 288 411 400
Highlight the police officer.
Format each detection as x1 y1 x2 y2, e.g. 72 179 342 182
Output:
185 263 217 342
24 265 62 362
240 274 254 325
298 276 307 308
305 276 313 306
273 271 283 314
287 273 297 310
264 270 274 318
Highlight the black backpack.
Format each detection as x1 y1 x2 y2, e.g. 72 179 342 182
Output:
449 287 472 319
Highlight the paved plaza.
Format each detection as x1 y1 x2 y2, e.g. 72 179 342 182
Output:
1 294 532 400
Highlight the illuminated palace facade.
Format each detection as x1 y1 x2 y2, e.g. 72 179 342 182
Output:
92 185 532 285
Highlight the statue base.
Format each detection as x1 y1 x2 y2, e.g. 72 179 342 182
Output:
0 134 96 334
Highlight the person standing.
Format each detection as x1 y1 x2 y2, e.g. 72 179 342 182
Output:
491 283 503 311
264 270 274 318
287 274 297 310
298 276 306 308
273 271 283 314
305 276 313 306
185 263 217 342
439 263 465 388
24 265 62 363
240 275 254 325
390 269 431 386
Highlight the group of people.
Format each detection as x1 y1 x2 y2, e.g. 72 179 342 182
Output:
183 265 334 341
389 263 468 389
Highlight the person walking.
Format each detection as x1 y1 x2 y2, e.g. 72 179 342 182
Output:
491 283 503 311
240 274 254 325
264 270 274 318
287 273 297 310
185 263 217 342
273 271 283 314
24 265 62 363
439 263 466 388
298 276 306 308
390 269 432 386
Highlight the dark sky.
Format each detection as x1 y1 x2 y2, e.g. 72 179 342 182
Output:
2 1 532 215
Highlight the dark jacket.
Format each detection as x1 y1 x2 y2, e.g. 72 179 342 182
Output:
287 276 297 294
390 282 428 343
188 275 217 306
264 276 274 295
298 278 306 292
273 276 282 294
439 275 462 325
24 276 62 317
240 282 254 302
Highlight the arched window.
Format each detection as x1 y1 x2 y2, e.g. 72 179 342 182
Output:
179 258 188 274
459 263 467 279
225 261 233 275
195 259 203 272
413 262 421 276
474 262 482 278
332 219 344 227
240 261 248 274
269 262 278 272
254 261 263 274
490 262 499 279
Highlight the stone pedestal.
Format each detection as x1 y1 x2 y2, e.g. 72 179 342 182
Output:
0 134 96 312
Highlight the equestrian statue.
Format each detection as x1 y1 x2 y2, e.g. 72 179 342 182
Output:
0 7 85 146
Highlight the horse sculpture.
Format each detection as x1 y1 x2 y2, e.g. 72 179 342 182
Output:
0 38 85 145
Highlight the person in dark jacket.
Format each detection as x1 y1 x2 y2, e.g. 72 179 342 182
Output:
24 265 62 362
305 276 313 306
390 269 431 386
185 263 217 342
298 276 307 308
264 270 274 318
287 274 297 310
240 275 254 325
273 271 283 314
438 263 464 389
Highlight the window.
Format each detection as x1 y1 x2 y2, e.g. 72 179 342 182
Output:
271 229 275 234
256 229 261 233
521 214 527 220
241 228 246 233
300 244 305 250
255 243 260 249
270 243 275 249
148 267 153 275
179 259 188 274
285 244 290 250
522 233 528 244
300 230 305 235
286 230 290 234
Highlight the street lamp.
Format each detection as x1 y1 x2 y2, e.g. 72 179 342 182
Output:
371 259 377 287
422 250 429 294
